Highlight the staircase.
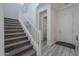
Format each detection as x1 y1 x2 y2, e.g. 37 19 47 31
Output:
4 18 36 56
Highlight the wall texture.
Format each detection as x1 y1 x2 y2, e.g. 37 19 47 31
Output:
18 3 39 52
4 3 20 19
24 3 38 26
0 3 4 56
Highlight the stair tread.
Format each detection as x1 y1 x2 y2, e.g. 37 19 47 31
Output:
5 44 32 56
5 26 22 29
4 18 36 56
5 19 18 21
5 23 20 24
4 21 19 23
4 18 18 21
5 23 20 25
5 21 19 23
5 26 21 28
5 25 21 27
5 32 25 36
5 40 29 48
5 24 20 26
21 49 36 56
5 36 27 41
5 20 18 22
5 29 23 31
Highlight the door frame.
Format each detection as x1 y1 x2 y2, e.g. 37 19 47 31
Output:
37 5 52 46
39 10 47 42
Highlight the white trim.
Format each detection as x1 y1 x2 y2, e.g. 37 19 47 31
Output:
36 4 56 56
37 4 54 47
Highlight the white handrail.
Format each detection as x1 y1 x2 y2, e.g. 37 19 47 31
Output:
23 15 42 55
19 10 42 55
23 15 40 33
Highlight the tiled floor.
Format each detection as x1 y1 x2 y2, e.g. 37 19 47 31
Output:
42 44 78 56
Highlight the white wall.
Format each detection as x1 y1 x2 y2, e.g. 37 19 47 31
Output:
51 4 61 42
0 3 4 56
18 3 39 53
24 3 38 26
4 3 20 19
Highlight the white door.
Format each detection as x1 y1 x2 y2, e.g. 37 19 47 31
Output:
72 6 79 45
73 6 79 55
59 9 73 44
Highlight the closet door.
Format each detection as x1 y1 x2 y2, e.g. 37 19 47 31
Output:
59 9 73 44
72 6 79 45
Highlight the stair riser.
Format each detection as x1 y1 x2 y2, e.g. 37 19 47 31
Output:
5 24 21 26
4 26 22 29
5 30 24 34
4 21 19 23
5 41 30 52
5 23 20 25
4 20 18 23
5 25 21 28
5 37 28 45
4 18 36 56
5 21 20 23
5 25 21 27
5 22 19 25
4 18 18 22
5 31 23 34
5 27 22 30
5 22 20 24
5 33 26 39
5 20 19 22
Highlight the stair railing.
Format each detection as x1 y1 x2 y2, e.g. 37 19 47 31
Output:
19 14 42 55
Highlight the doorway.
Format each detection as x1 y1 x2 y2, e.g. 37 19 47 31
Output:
39 10 48 55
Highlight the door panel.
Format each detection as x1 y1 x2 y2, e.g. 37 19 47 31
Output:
72 7 79 45
59 10 73 44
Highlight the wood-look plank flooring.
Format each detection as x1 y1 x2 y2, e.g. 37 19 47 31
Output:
42 44 77 56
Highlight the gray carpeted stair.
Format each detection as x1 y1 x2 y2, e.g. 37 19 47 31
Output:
4 18 36 56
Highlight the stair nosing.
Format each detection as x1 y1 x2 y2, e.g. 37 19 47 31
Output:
5 40 29 48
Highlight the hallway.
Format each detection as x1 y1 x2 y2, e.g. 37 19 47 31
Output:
0 3 79 56
43 43 76 56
